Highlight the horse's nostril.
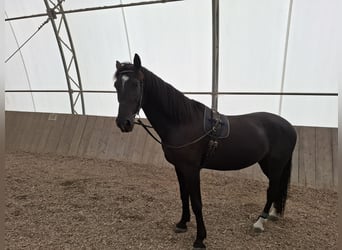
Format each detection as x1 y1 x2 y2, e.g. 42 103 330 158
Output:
125 119 132 127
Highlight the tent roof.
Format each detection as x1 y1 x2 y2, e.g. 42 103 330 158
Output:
5 0 340 127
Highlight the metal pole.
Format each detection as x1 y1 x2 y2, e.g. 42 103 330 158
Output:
278 0 294 115
6 0 184 22
44 0 75 114
43 0 86 115
5 90 338 96
59 4 86 115
211 0 219 111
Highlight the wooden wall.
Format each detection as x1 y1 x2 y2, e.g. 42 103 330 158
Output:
5 111 338 190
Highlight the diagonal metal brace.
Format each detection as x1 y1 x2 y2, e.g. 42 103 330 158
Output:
43 0 85 115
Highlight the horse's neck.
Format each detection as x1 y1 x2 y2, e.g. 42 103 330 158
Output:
141 69 203 142
141 73 175 141
142 103 171 142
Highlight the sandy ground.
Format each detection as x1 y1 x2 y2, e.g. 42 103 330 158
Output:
5 152 337 250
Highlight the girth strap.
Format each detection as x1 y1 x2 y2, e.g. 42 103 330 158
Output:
201 107 231 166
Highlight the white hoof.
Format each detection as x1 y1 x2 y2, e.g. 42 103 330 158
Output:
253 217 267 232
269 208 280 221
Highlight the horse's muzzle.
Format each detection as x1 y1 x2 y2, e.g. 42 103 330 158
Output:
116 117 134 132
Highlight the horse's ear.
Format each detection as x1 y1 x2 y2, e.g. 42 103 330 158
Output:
133 54 141 69
116 60 121 70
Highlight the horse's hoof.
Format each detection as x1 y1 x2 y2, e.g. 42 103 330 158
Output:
252 216 266 233
174 226 187 233
252 222 265 233
193 241 206 249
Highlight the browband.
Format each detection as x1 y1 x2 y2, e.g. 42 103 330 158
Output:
118 70 135 74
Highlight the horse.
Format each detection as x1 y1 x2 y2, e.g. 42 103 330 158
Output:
114 54 297 249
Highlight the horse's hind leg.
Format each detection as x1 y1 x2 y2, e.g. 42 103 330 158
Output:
271 157 292 218
253 157 284 232
253 180 280 232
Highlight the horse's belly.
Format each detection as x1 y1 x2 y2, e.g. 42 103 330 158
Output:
203 159 257 171
203 139 268 171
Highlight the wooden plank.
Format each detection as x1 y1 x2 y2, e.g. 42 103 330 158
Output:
104 121 124 160
151 143 164 167
298 127 316 188
121 129 137 162
20 113 37 152
21 112 41 152
18 112 34 151
290 127 300 185
43 114 67 154
143 119 169 167
102 123 116 159
4 112 12 150
141 128 160 165
331 128 338 188
315 128 333 189
56 114 79 155
97 117 115 159
131 125 148 163
68 115 88 156
140 129 153 164
114 132 128 161
36 113 53 153
77 116 97 157
29 113 47 152
85 116 105 158
8 112 20 151
150 136 165 167
5 111 18 151
12 112 29 151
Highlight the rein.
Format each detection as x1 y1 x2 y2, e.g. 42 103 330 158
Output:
134 117 218 150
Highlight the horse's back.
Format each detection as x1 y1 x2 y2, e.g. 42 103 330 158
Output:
245 112 296 147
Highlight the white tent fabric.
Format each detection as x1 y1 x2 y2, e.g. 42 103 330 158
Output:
4 0 340 127
218 0 340 127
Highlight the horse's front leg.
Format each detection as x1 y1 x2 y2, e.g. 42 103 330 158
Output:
182 167 207 249
175 167 190 233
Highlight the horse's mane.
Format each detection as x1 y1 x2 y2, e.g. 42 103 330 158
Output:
141 67 204 123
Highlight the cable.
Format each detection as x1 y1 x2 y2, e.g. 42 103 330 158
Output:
120 0 132 61
5 11 37 111
278 0 294 115
5 18 50 63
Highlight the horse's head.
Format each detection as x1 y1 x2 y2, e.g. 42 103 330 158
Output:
114 54 144 132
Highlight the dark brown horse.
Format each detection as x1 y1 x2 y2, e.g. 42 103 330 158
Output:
114 54 297 249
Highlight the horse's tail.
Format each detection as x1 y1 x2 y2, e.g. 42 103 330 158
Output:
275 157 293 215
